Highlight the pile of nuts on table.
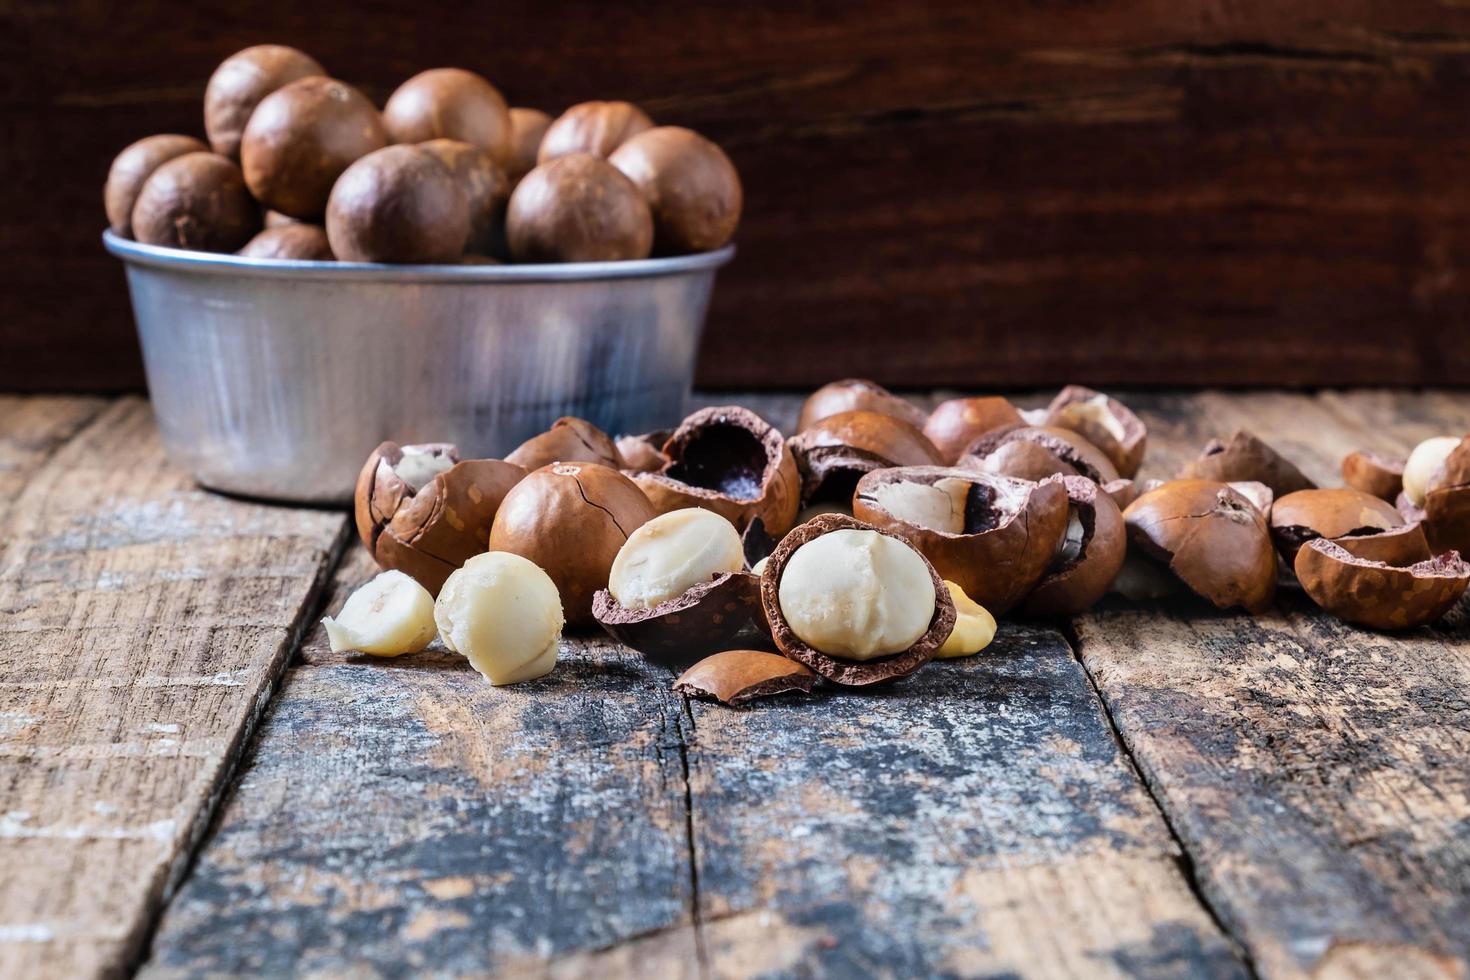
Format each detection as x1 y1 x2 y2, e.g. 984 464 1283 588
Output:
104 45 740 264
323 380 1470 705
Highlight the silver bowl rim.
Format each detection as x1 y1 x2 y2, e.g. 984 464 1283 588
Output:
103 230 735 283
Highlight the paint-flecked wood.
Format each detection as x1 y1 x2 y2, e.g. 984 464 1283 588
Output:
1072 389 1470 979
0 398 348 979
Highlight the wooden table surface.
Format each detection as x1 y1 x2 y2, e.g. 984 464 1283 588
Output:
2 389 1468 979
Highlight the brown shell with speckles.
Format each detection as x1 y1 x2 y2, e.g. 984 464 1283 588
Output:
1268 488 1404 563
759 514 955 687
593 572 763 664
1295 538 1469 630
673 649 817 705
1341 451 1405 502
1179 430 1315 497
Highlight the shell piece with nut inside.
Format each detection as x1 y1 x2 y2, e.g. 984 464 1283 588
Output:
1042 386 1148 479
1294 538 1469 631
759 514 956 686
787 409 944 510
936 581 997 658
922 397 1024 466
321 570 437 657
435 552 564 684
1267 488 1403 564
1019 475 1128 617
1423 435 1470 555
797 379 928 434
673 649 818 706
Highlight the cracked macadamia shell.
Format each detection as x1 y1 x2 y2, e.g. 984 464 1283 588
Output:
788 410 943 506
436 552 564 684
1332 522 1433 566
609 126 742 254
1341 451 1405 502
616 431 671 474
238 223 334 260
204 45 325 160
923 397 1024 466
633 406 801 537
131 152 260 252
326 144 469 264
1020 475 1128 617
673 650 817 706
538 100 654 162
506 417 625 472
760 514 955 686
1424 436 1470 556
354 442 526 596
488 462 655 626
1179 430 1315 497
1123 480 1277 613
1043 386 1148 479
961 425 1120 486
1267 488 1404 563
853 466 1070 614
105 134 210 237
384 68 512 167
797 379 928 434
1294 538 1469 630
507 152 654 262
594 571 762 663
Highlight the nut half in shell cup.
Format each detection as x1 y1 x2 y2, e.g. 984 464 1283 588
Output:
673 649 818 706
1042 386 1148 479
1295 537 1470 630
759 514 956 687
1019 475 1127 617
593 571 762 665
1424 436 1470 556
1268 488 1404 564
852 466 1070 614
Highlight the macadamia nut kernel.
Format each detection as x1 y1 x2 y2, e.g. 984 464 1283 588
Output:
608 508 743 609
777 528 936 660
1404 437 1461 506
937 581 997 659
435 552 564 685
868 477 971 534
321 570 437 657
392 445 456 492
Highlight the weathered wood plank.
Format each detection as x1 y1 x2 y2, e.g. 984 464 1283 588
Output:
0 395 108 514
1073 389 1470 979
0 398 348 978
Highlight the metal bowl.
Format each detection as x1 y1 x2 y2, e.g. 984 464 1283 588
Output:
104 231 734 505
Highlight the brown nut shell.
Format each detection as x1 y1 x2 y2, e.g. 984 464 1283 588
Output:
608 126 742 254
326 144 469 264
1102 478 1139 511
507 153 654 262
593 571 762 664
760 514 955 687
204 45 325 160
853 466 1070 614
633 406 801 537
130 152 260 252
506 417 625 472
1424 436 1470 557
616 431 671 474
1123 480 1277 613
788 410 944 505
105 134 210 237
673 649 818 705
922 397 1024 465
797 379 927 433
488 462 656 626
1019 476 1127 617
383 68 512 167
1342 450 1405 502
961 425 1121 486
1268 488 1404 563
241 76 388 219
1043 386 1148 479
238 224 334 260
1179 430 1315 497
1295 538 1469 630
420 139 510 257
538 100 653 163
508 108 553 183
1333 522 1433 566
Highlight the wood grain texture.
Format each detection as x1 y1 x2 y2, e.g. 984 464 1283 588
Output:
8 3 1470 390
1072 389 1470 979
0 398 349 978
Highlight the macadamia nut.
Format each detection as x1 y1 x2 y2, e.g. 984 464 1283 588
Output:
868 477 971 534
608 508 743 609
392 445 456 492
321 570 437 657
1404 437 1461 506
777 528 936 660
937 581 997 659
435 552 564 684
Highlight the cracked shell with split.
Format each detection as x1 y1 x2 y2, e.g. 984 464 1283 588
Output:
1295 538 1469 630
1042 386 1148 479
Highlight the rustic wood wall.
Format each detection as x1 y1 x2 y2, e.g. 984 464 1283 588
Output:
6 1 1470 391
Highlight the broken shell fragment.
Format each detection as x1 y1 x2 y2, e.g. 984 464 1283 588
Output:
960 425 1120 486
615 430 671 474
1332 522 1432 566
673 649 817 705
505 416 625 471
1042 386 1148 478
1341 450 1405 502
787 409 943 506
1294 538 1469 630
1268 488 1404 563
1019 475 1127 617
1423 436 1470 556
1179 430 1315 497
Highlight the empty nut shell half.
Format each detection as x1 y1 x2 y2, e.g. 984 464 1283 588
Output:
797 379 928 433
1333 522 1433 566
594 572 762 664
1268 488 1404 564
1123 480 1277 613
788 410 943 506
1042 386 1148 479
506 416 626 471
922 397 1024 465
1341 451 1405 502
1179 430 1315 497
673 649 818 705
853 466 1070 614
633 406 801 537
1019 476 1127 617
354 442 526 595
1424 436 1470 557
961 425 1121 486
759 514 955 687
1295 538 1469 630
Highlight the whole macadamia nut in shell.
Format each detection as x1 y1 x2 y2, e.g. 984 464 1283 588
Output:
383 68 512 167
326 145 469 264
507 153 654 262
420 139 509 257
204 45 325 160
105 134 209 237
508 107 552 182
241 76 387 219
538 100 653 163
131 152 260 252
609 126 742 254
238 223 334 260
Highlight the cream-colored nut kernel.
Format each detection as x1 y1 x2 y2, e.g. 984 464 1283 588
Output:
1057 506 1085 562
777 528 935 660
1403 436 1461 506
321 570 437 657
869 477 971 533
608 508 743 609
435 552 564 685
750 556 769 576
1051 394 1126 442
937 580 997 659
392 445 455 492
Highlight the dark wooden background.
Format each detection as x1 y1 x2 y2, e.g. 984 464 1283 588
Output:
6 1 1470 392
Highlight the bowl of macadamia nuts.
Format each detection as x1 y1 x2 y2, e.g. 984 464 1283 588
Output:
326 382 1469 703
104 46 740 503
